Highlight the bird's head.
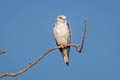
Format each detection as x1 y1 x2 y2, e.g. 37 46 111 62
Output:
57 15 67 23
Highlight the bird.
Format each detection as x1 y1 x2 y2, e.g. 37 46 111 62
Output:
53 15 71 66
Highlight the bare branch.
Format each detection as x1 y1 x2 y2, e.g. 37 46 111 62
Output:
0 18 87 78
79 18 87 53
0 44 80 78
0 50 6 55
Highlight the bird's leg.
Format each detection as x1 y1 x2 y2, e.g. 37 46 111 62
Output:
64 44 68 48
60 44 65 48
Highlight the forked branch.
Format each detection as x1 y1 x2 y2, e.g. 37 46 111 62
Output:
0 18 87 78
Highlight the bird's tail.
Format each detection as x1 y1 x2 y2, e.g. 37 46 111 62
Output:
64 53 69 66
62 48 69 66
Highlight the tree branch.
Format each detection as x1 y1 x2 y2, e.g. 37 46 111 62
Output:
0 44 80 78
0 18 87 78
0 50 6 55
79 18 87 53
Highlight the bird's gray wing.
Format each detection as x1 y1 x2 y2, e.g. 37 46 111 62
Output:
67 23 72 43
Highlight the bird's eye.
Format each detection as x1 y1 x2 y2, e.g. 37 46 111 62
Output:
59 17 63 19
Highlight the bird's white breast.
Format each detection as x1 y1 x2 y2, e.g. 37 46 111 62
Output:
54 23 70 45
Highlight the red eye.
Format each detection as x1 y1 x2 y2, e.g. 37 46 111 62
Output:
59 17 63 19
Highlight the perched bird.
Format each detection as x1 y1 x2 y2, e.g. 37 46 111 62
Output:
53 15 71 66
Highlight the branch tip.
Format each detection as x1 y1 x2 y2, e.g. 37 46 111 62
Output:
0 50 6 55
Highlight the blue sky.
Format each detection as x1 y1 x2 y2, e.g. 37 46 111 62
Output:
0 0 120 80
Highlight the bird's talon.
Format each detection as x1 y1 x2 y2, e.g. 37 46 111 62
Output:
64 44 68 48
60 44 65 48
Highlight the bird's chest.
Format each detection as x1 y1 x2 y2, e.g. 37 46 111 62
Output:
55 24 69 36
54 23 70 44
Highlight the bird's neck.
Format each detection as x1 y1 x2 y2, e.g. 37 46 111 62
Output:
56 21 67 25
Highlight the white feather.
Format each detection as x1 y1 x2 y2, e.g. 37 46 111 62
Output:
53 22 70 45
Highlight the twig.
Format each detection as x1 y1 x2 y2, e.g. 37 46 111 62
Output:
0 50 6 55
79 18 87 53
0 18 87 78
